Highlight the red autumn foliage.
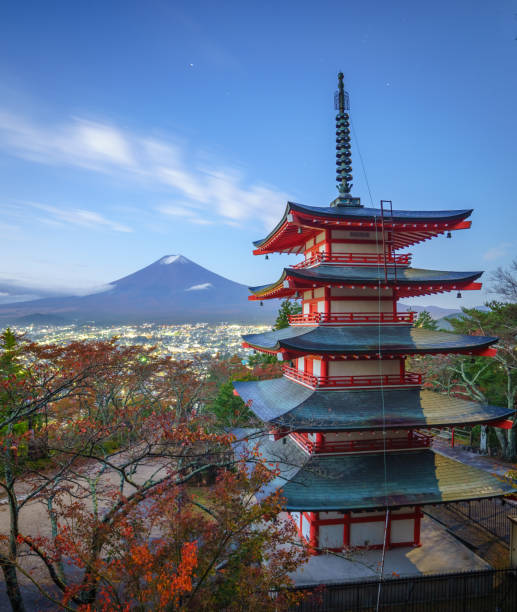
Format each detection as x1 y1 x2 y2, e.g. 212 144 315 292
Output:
0 331 307 610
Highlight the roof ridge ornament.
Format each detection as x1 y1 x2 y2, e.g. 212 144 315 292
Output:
330 72 362 208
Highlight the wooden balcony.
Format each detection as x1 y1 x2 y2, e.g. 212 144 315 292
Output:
290 431 431 454
282 366 422 390
293 252 412 269
288 311 415 326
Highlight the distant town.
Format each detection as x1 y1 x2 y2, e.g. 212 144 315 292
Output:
12 322 271 361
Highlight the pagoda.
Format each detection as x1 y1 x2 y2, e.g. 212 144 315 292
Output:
233 73 514 553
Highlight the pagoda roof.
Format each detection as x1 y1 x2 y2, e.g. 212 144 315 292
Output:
233 378 513 431
239 435 512 511
249 266 482 300
253 202 473 254
242 325 497 357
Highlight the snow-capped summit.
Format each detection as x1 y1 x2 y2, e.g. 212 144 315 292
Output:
160 255 190 265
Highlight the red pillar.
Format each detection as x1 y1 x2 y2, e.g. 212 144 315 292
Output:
343 512 350 547
315 433 324 452
309 512 319 552
321 357 328 384
324 287 330 316
414 506 422 546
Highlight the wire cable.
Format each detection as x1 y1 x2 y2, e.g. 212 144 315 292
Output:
373 208 389 612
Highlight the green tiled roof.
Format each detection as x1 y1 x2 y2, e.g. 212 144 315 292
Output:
247 436 512 511
233 378 513 431
242 325 497 355
253 202 472 249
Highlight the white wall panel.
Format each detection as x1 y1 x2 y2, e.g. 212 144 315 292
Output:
331 242 380 254
328 360 399 376
350 521 386 547
330 300 392 313
319 524 344 549
302 515 311 542
391 519 414 544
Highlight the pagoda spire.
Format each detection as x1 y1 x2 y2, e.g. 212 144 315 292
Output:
331 72 362 207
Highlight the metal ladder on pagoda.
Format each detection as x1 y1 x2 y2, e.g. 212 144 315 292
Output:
380 200 397 284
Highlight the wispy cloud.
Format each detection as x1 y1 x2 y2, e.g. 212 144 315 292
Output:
483 243 513 262
157 203 213 226
0 112 135 171
27 202 133 233
0 275 114 304
0 110 290 230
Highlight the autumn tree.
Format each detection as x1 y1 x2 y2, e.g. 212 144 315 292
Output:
0 329 110 611
33 452 306 611
0 335 306 610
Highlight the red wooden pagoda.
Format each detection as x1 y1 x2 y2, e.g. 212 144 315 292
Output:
234 73 513 553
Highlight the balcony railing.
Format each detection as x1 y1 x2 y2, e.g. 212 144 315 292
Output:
293 252 412 269
288 311 415 326
282 366 422 389
290 431 431 454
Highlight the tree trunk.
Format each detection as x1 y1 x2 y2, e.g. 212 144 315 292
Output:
494 427 509 458
0 561 26 612
480 425 488 454
2 426 26 611
507 426 517 461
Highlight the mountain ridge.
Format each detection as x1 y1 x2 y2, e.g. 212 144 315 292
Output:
0 255 277 324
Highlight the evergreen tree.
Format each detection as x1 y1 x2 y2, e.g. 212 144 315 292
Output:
414 310 438 330
247 352 278 365
273 300 302 330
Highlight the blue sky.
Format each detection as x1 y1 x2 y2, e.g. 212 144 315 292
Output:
0 0 516 308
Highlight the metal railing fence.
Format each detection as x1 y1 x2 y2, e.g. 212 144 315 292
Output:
284 568 517 611
444 497 517 545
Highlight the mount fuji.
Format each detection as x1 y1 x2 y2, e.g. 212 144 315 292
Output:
0 256 277 324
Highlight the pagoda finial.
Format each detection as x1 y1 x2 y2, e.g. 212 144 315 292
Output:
331 72 362 207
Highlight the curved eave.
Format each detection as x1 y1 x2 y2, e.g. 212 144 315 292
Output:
244 437 513 511
248 267 483 300
242 326 498 356
288 202 473 223
253 202 473 255
233 379 514 431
